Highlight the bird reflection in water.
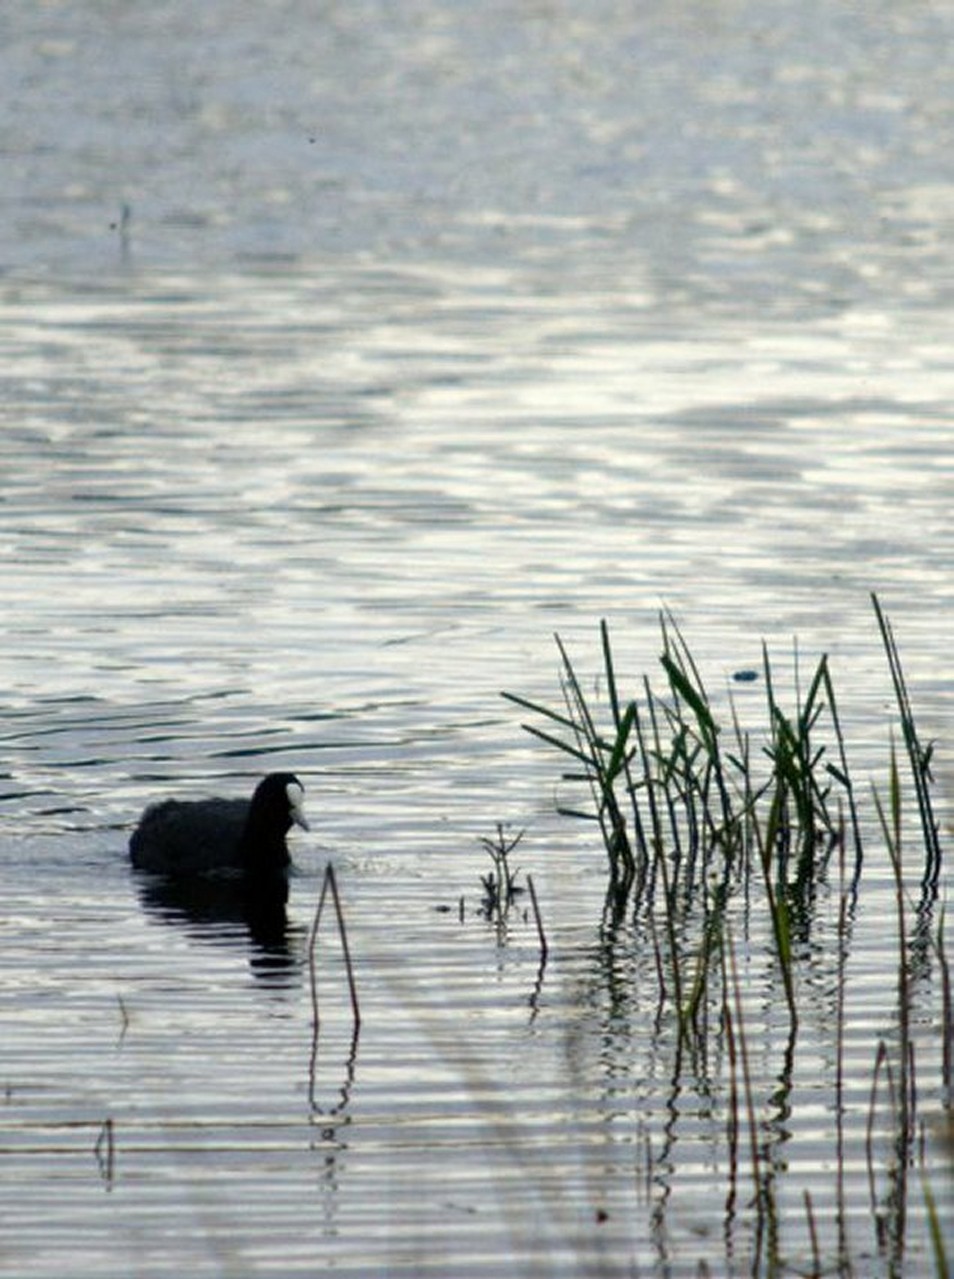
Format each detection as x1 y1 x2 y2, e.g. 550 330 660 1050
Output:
134 871 304 986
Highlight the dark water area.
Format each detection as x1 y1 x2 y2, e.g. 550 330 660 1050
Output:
1 2 952 1275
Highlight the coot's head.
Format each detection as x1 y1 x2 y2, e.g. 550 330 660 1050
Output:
249 772 310 836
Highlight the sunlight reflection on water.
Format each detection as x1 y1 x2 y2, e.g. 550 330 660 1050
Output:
1 0 953 1273
1 261 951 1276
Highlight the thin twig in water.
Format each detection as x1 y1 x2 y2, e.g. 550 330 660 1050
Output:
867 1041 889 1223
835 832 849 1266
803 1189 820 1278
115 994 129 1046
327 864 361 1029
309 1019 361 1117
920 1172 950 1279
308 867 331 1030
309 863 361 1031
727 930 763 1261
526 874 548 966
721 939 739 1233
936 909 952 1105
94 1117 115 1189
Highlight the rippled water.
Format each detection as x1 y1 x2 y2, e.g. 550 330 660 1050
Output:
2 1 952 1275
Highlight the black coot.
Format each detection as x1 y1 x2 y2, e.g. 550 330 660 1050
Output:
129 772 309 878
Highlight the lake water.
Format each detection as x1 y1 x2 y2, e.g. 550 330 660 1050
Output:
1 2 952 1275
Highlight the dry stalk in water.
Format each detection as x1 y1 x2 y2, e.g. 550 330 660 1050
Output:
309 863 361 1032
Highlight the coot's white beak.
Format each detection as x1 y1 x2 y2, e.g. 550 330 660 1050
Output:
286 780 310 831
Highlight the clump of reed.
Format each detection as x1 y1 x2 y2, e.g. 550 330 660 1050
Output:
478 822 525 923
474 823 549 972
504 593 949 1272
503 604 903 913
505 606 859 1037
503 593 940 932
503 592 946 1070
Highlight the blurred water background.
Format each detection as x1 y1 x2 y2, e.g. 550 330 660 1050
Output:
1 2 952 1275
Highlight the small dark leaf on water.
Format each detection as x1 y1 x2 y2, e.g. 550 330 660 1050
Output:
732 669 759 683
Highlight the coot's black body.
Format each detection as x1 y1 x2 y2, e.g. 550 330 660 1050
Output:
129 772 308 879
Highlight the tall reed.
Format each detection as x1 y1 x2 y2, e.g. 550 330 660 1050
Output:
872 592 943 897
504 609 871 913
504 600 947 1111
503 607 869 1034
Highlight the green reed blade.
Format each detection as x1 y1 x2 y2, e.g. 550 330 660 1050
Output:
501 690 579 733
921 1173 950 1279
872 591 942 874
520 722 600 769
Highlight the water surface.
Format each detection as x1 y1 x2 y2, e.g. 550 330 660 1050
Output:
1 1 952 1275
